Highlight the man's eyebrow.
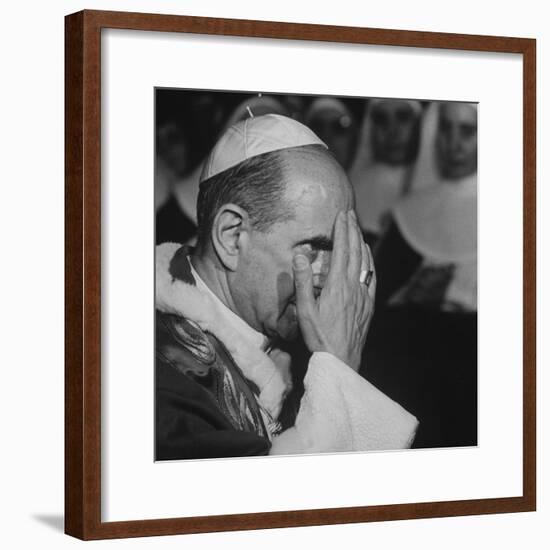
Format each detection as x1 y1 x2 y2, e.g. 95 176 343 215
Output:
294 236 333 251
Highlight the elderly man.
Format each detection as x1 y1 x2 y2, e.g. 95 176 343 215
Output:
155 113 418 460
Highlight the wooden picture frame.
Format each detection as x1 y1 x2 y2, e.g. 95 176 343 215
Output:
65 9 536 540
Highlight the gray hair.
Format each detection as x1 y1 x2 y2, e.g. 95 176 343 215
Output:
196 144 327 246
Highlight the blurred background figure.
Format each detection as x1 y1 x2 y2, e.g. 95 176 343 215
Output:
281 94 308 123
156 92 288 245
363 101 478 449
349 98 422 246
155 91 224 245
155 110 197 245
155 118 190 211
375 102 478 312
304 97 358 170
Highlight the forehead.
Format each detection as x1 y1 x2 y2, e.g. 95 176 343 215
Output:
279 147 353 234
440 103 477 124
283 147 351 199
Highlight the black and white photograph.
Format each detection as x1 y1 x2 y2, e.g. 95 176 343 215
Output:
2 0 544 544
154 89 478 461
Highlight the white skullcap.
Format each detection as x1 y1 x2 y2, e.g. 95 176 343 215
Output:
200 114 327 182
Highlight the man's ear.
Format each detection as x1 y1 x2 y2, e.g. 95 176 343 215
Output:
211 203 251 271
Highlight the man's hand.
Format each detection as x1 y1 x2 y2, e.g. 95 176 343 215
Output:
292 210 376 372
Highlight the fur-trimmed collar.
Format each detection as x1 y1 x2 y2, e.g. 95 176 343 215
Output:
156 243 292 420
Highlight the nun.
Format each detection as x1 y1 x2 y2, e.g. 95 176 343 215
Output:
304 97 357 170
349 98 423 246
362 101 478 450
374 101 478 312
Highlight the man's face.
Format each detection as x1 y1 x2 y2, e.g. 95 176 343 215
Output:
370 100 420 166
436 103 478 180
230 148 353 343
